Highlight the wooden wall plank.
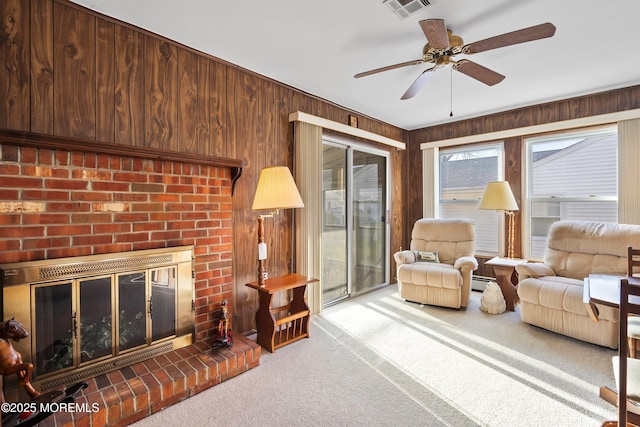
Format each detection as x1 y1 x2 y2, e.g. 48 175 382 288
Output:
503 109 522 131
114 24 144 145
504 137 522 258
226 68 243 162
404 134 423 244
196 56 210 155
53 2 96 139
617 88 632 112
591 91 618 116
96 18 115 143
231 70 262 332
558 98 580 122
276 82 295 275
577 96 591 119
278 86 295 171
262 79 286 281
391 147 404 252
540 102 559 125
520 106 536 128
144 37 177 149
30 0 54 134
209 60 229 158
178 49 198 154
0 0 30 131
630 87 640 110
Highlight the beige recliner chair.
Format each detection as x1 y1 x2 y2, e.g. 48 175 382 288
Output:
394 218 478 309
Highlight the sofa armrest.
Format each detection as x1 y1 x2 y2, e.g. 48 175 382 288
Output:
454 256 478 272
394 250 415 265
515 262 555 279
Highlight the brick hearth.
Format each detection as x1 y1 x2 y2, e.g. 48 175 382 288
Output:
37 335 260 427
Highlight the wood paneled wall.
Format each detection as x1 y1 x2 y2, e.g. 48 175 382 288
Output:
406 85 640 275
0 0 406 333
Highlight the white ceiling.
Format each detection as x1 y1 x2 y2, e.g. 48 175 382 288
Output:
71 0 640 131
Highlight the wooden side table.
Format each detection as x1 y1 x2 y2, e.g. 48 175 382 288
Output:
485 256 527 311
245 273 319 352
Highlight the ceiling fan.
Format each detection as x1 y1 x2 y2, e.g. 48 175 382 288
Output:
354 19 556 100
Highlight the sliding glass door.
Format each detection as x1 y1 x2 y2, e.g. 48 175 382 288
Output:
352 150 386 294
322 139 389 307
322 144 349 304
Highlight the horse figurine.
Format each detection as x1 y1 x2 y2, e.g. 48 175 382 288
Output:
0 318 40 398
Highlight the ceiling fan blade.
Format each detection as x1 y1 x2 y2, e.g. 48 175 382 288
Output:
419 19 449 50
401 66 436 100
463 22 556 54
354 59 424 78
454 60 505 86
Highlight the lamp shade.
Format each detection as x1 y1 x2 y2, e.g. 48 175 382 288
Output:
251 166 304 211
479 181 519 211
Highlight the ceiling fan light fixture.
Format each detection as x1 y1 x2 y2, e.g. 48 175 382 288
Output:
355 18 555 100
423 30 464 62
435 56 452 66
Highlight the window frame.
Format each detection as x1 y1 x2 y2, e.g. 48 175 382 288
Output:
523 125 618 260
437 141 506 256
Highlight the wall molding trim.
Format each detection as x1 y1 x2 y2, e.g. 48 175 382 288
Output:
419 108 640 150
289 111 406 150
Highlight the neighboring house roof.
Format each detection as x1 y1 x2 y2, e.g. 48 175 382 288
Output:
440 156 497 189
531 135 609 166
531 150 561 161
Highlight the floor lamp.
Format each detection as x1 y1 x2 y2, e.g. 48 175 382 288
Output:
479 181 519 259
251 166 304 286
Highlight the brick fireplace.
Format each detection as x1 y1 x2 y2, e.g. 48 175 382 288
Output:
0 134 260 426
0 139 237 339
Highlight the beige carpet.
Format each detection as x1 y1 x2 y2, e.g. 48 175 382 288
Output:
134 284 618 426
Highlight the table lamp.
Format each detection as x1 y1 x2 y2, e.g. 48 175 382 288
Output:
479 181 519 259
251 166 304 286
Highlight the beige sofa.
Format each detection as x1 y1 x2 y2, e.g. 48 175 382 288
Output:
516 221 640 349
394 218 478 309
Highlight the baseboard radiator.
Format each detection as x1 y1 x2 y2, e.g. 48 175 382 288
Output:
471 275 494 292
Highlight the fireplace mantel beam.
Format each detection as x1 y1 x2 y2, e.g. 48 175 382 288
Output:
0 129 246 171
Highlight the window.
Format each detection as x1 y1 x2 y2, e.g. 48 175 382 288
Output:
439 143 504 255
525 126 618 259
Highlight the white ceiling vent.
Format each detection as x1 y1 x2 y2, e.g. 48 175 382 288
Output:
382 0 433 20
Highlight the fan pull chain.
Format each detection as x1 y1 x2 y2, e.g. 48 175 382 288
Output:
450 66 454 117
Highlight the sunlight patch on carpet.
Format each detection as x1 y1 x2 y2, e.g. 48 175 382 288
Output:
320 285 616 426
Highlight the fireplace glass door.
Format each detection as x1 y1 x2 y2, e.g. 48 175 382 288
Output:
151 267 176 342
118 271 147 351
33 282 74 377
79 275 113 363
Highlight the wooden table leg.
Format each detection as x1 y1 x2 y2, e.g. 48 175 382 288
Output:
255 291 275 352
492 264 519 311
289 285 310 337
